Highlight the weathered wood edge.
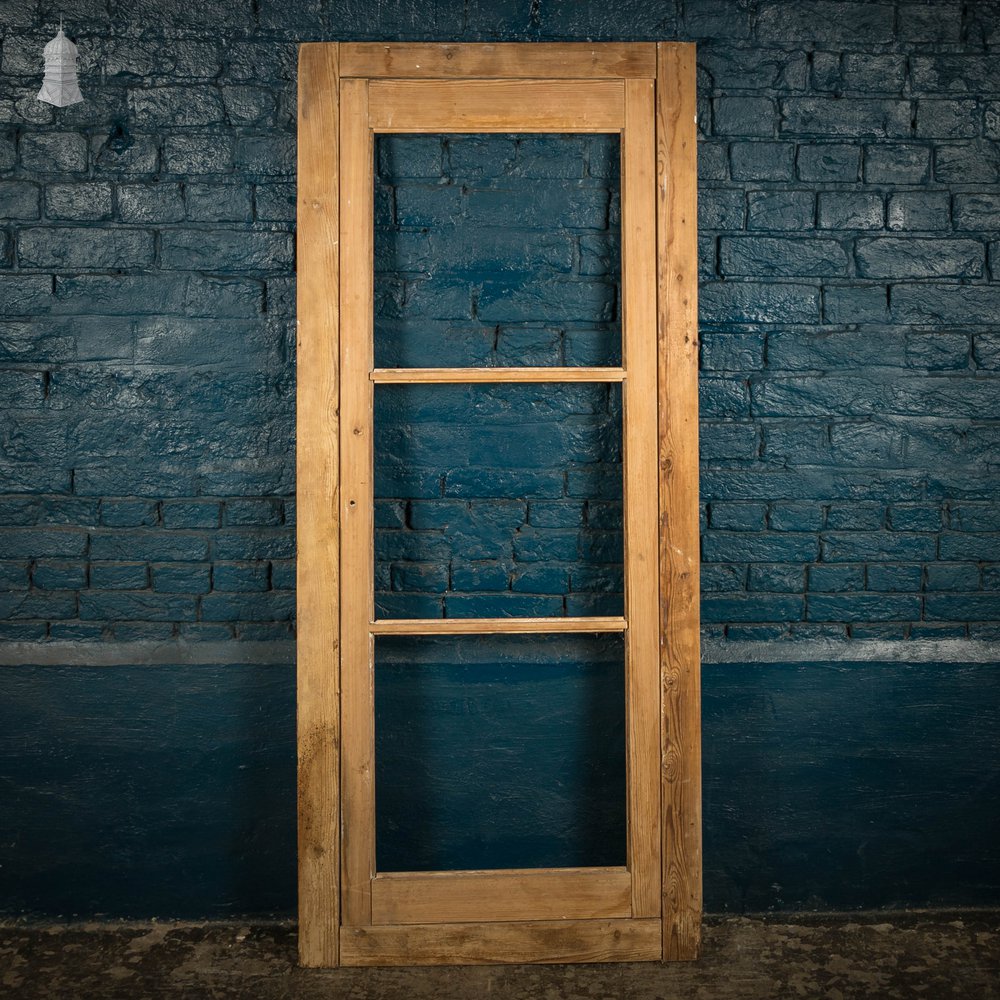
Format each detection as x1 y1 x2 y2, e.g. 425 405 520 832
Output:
656 41 703 962
295 41 341 969
340 42 657 79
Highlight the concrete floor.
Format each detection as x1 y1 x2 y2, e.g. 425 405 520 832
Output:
2 912 998 999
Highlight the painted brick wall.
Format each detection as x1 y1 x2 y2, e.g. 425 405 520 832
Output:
1 0 1000 918
2 2 998 642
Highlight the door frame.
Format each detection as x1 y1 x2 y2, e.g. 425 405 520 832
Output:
296 41 700 968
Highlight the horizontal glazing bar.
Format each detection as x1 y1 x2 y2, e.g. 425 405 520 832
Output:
371 616 628 635
372 367 626 384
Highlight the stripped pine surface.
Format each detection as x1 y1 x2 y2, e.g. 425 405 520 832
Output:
656 41 703 962
295 41 342 970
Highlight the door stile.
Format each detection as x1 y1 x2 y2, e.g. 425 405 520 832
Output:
339 76 376 930
621 78 662 921
656 42 703 961
296 41 342 969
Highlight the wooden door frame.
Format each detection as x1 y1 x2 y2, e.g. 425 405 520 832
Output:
296 41 700 968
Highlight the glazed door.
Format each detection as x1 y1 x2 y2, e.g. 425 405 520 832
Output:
296 42 701 968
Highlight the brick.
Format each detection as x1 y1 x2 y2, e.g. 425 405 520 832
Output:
864 144 930 184
701 564 746 593
0 528 86 558
392 562 449 593
130 87 224 126
90 562 148 589
748 563 804 592
225 499 283 526
0 591 77 620
974 333 1000 369
445 593 562 617
254 183 295 223
19 132 88 172
730 142 794 181
117 183 185 223
700 422 759 461
720 237 848 277
796 143 860 182
702 531 818 562
700 331 765 371
213 561 268 592
925 563 979 591
54 273 262 318
271 560 294 589
887 192 950 232
698 141 729 181
714 97 776 137
702 593 804 623
857 237 984 280
0 274 52 315
161 501 221 529
827 502 884 531
905 332 969 370
817 193 883 230
700 281 819 324
511 565 569 594
948 504 1000 532
954 194 1000 231
449 562 510 592
44 182 113 221
768 329 897 370
821 532 937 562
841 54 906 95
769 502 825 532
935 142 1000 184
32 560 87 590
380 136 445 178
477 278 613 323
823 285 889 324
187 184 253 222
808 593 920 621
467 185 608 231
709 502 767 531
80 590 197 621
809 563 864 592
151 562 211 593
892 284 1000 325
916 100 981 140
234 134 296 176
162 133 232 174
925 593 1000 621
700 376 750 417
911 55 999 94
0 181 39 219
698 48 807 91
699 188 745 230
781 99 910 138
0 370 45 407
756 1 895 45
888 504 941 532
897 2 962 43
159 229 293 272
221 86 276 125
18 227 154 269
89 531 208 562
866 563 922 592
747 191 813 231
200 591 294 621
100 501 158 527
212 529 293 561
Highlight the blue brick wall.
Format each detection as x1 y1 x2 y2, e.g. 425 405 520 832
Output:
1 0 999 921
1 2 998 641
